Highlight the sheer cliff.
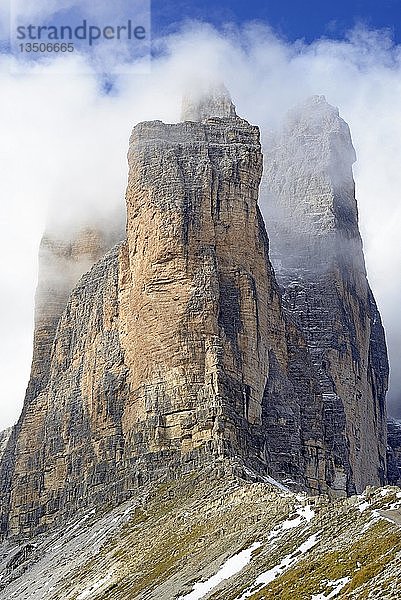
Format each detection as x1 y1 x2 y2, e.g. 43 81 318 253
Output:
27 226 124 407
0 93 389 541
262 96 389 495
0 224 125 537
388 419 401 486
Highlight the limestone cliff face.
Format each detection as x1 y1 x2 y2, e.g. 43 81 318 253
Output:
0 225 124 537
0 98 331 538
122 112 326 494
387 420 401 486
262 96 389 495
0 93 389 539
27 227 123 405
122 116 274 458
0 430 11 462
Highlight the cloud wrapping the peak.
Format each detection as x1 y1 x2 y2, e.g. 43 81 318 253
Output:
0 21 400 427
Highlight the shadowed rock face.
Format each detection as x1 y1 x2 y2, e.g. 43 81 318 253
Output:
387 420 401 486
0 430 11 463
262 95 389 495
27 227 123 406
0 91 388 539
0 225 125 538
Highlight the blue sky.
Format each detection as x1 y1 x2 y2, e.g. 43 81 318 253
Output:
152 0 401 42
2 0 399 58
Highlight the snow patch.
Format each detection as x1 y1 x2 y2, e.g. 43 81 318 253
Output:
281 515 302 530
311 576 351 599
266 503 315 544
68 509 96 535
178 542 261 600
242 466 291 493
123 504 136 517
382 500 401 511
280 504 315 530
261 474 291 493
298 504 315 523
237 533 319 599
358 502 370 513
360 515 380 534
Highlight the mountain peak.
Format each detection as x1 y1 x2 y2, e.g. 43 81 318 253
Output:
0 95 389 547
180 82 237 121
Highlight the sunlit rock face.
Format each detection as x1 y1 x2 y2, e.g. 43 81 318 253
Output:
122 112 272 453
0 91 389 540
122 97 327 496
262 95 389 495
0 95 324 538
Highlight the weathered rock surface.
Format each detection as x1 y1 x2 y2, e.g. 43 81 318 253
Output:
0 92 390 544
122 108 327 495
181 83 237 121
28 226 124 406
0 470 400 600
262 96 389 495
0 96 331 539
387 419 401 486
0 430 11 462
0 224 125 538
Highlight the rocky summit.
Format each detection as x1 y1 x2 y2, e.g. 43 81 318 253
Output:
0 88 397 598
262 96 388 496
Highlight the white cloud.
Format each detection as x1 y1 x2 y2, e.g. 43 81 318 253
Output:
0 21 400 428
8 0 149 24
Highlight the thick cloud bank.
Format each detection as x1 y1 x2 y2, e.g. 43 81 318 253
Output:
0 22 400 427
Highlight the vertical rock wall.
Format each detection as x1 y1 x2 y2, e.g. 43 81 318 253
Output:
262 96 389 495
27 228 121 405
121 115 274 460
0 93 388 539
387 419 401 486
0 224 125 536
